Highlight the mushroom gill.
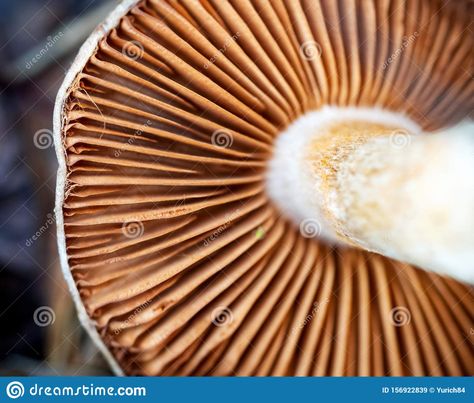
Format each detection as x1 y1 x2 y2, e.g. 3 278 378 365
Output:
54 0 474 376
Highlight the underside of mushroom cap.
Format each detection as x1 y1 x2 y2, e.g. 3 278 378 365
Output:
54 0 474 376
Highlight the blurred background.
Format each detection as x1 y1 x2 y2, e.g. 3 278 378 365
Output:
0 0 119 376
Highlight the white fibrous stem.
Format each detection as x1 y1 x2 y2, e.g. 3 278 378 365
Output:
267 107 474 283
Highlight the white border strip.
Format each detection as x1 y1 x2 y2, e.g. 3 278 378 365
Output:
53 0 141 376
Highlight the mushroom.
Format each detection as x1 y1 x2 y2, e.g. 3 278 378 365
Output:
54 0 474 376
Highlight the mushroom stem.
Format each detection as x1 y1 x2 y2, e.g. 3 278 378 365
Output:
267 108 474 283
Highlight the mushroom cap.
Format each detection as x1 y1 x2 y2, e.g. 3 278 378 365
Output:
54 0 474 375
